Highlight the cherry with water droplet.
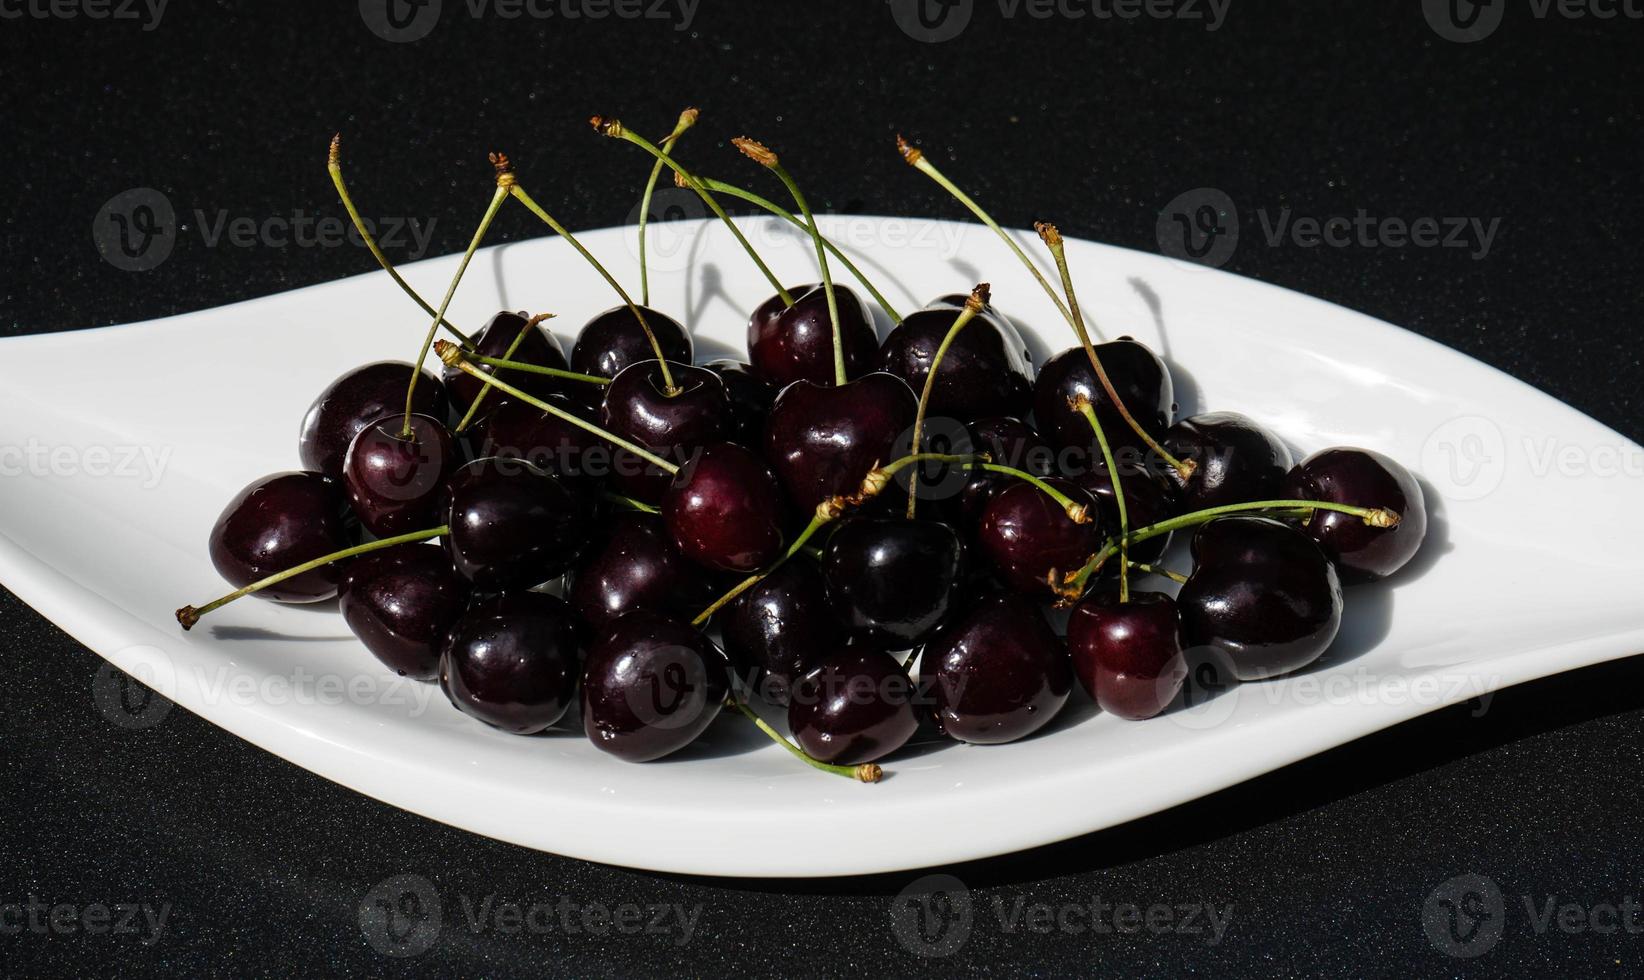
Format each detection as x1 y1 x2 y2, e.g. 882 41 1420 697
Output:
441 591 583 734
581 611 729 762
1283 447 1428 583
299 361 446 480
208 471 354 603
922 592 1072 744
788 645 918 765
747 283 879 388
339 543 469 679
342 412 460 538
1067 589 1186 720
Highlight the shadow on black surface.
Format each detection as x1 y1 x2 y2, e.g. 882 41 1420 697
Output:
656 650 1644 897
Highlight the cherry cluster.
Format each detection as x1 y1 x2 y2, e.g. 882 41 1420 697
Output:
175 113 1428 782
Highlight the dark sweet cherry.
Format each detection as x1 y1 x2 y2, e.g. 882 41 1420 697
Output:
298 361 446 480
957 416 1055 526
1067 589 1186 720
1177 516 1343 681
879 295 1033 422
600 360 730 501
976 478 1102 596
1070 461 1177 565
208 471 353 602
662 442 788 573
441 591 583 734
821 517 962 648
339 543 469 680
444 310 571 412
1284 447 1428 583
581 611 730 762
1162 411 1294 511
720 558 842 706
477 393 602 484
1032 340 1173 457
922 592 1072 744
569 511 719 630
747 283 879 388
443 457 597 590
703 358 777 446
571 305 692 387
788 645 918 765
763 372 918 515
342 412 460 537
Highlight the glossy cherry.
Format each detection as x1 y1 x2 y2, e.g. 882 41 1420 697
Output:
763 373 918 514
879 294 1034 423
477 393 602 484
957 416 1055 526
976 478 1102 596
443 457 598 590
440 592 583 734
788 645 918 765
702 358 777 446
298 361 446 480
1283 447 1428 583
1031 339 1173 460
443 310 572 412
569 512 719 630
1070 461 1177 565
746 283 879 388
581 611 730 762
1163 411 1294 511
821 518 962 648
570 305 692 387
342 412 460 537
338 543 469 680
720 558 842 706
1177 516 1343 681
600 360 730 501
922 592 1072 744
1067 589 1187 720
208 471 353 602
662 442 787 573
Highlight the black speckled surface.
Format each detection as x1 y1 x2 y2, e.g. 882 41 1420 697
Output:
3 2 1643 976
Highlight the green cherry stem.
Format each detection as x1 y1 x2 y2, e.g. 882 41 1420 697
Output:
176 526 447 630
1074 394 1129 602
637 108 699 306
897 135 1075 332
464 351 612 386
328 135 473 347
1037 221 1192 481
694 177 903 323
593 115 794 307
727 698 882 782
971 463 1092 524
437 341 679 474
604 492 661 514
692 500 843 625
907 283 989 519
1062 499 1400 596
1128 561 1188 585
507 177 679 395
453 312 567 434
733 137 846 386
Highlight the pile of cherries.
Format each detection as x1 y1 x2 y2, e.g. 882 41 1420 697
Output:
175 118 1428 782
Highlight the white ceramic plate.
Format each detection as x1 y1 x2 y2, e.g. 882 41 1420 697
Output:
5 215 1642 877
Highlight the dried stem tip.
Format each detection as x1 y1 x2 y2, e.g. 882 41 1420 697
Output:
525 312 558 329
816 496 849 523
1066 392 1093 414
489 151 516 187
1066 502 1092 525
966 282 992 313
676 106 700 128
858 467 892 500
855 764 883 783
433 339 465 367
732 137 778 168
896 134 923 166
673 170 689 189
1035 221 1063 248
1364 507 1402 529
589 115 623 138
175 606 199 631
328 133 342 169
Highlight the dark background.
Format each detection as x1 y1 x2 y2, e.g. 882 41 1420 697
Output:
3 0 1642 976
